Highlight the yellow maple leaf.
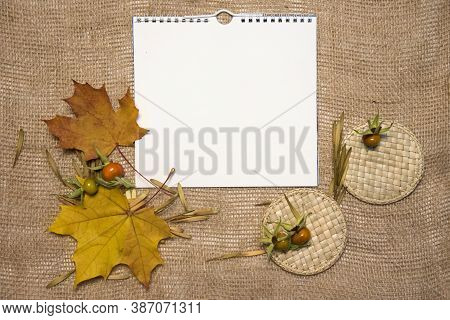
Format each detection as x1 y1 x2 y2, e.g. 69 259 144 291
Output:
49 186 171 287
44 81 148 160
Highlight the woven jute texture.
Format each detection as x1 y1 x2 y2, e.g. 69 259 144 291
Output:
263 189 346 275
0 1 449 299
344 123 424 204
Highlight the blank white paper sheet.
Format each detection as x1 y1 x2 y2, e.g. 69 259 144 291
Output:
133 14 317 187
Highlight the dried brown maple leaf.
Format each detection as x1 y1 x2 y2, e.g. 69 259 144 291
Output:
44 81 148 160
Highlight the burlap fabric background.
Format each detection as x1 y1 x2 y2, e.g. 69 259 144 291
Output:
0 0 448 299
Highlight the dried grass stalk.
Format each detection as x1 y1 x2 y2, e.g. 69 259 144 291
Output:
170 226 192 239
46 149 76 190
207 249 266 262
72 158 84 177
46 269 74 288
170 216 209 223
57 194 80 206
329 112 352 204
155 194 179 214
190 208 218 216
177 183 189 211
108 273 131 280
254 200 272 207
150 179 176 195
12 128 24 168
129 190 150 211
75 151 89 177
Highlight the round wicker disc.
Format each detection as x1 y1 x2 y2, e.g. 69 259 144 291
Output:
343 123 424 205
262 189 347 275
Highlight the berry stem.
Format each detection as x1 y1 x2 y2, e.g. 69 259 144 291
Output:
145 168 175 204
115 145 151 185
115 145 174 202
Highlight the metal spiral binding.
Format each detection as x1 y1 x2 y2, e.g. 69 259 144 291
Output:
240 17 313 23
135 17 209 23
135 9 315 23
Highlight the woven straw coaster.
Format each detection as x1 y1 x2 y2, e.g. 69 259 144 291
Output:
343 123 424 205
262 189 347 276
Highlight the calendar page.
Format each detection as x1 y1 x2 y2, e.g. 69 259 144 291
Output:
133 13 317 187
